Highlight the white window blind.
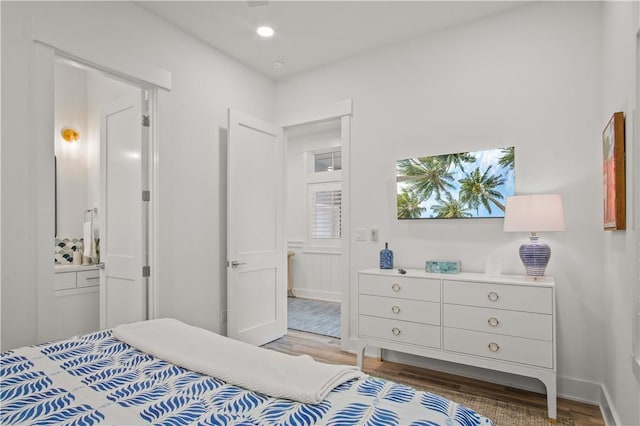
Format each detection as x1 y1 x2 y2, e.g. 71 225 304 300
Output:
309 189 342 240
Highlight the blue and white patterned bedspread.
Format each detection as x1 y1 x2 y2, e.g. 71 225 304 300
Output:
1 330 493 425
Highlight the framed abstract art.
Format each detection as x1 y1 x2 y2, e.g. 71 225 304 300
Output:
603 111 626 230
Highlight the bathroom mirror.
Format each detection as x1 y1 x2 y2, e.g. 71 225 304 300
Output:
54 155 57 237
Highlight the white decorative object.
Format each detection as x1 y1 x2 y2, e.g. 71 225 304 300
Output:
484 256 502 276
356 268 557 421
503 194 565 279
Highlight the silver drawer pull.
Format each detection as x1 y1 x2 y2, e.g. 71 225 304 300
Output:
391 305 401 314
391 283 401 292
487 291 499 302
85 276 100 280
487 317 499 327
488 342 500 352
392 327 401 336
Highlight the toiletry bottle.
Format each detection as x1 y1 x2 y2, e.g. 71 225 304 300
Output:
380 242 393 269
73 250 82 265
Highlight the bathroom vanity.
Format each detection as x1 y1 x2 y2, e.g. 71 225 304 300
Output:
54 264 101 340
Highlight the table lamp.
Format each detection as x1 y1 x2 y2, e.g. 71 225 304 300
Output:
503 194 565 280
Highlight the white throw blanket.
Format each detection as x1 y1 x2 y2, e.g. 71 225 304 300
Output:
113 318 366 404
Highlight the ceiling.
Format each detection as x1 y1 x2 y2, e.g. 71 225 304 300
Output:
137 1 526 80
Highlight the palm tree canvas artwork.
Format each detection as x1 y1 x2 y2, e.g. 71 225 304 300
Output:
396 147 515 219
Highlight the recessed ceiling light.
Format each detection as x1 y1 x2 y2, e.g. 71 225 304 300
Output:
256 26 274 38
273 61 284 69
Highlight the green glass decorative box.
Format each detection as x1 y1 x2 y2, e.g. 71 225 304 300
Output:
425 260 461 274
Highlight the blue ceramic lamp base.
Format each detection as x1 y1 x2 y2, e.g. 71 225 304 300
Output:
519 234 551 280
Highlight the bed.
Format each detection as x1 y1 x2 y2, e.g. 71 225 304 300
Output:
1 319 493 426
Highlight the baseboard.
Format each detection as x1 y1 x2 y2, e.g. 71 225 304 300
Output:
599 384 622 426
383 350 549 393
291 288 340 303
345 344 612 416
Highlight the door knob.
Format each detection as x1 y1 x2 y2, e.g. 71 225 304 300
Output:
230 260 246 267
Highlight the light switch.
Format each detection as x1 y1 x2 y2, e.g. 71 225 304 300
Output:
370 228 379 241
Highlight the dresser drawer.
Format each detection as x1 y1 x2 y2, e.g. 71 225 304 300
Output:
359 294 440 325
359 315 441 348
359 274 440 302
444 304 552 341
444 280 552 314
77 270 100 288
444 327 553 368
54 272 76 290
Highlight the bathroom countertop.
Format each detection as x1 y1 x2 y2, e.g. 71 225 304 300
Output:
54 263 103 273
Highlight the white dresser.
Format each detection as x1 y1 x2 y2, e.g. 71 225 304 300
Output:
357 268 557 420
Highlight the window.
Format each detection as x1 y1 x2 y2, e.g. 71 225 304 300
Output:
314 149 342 172
309 186 341 240
306 148 342 247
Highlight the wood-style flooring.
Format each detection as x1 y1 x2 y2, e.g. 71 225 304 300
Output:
263 330 605 426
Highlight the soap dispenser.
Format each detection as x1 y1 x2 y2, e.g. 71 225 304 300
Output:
379 242 393 269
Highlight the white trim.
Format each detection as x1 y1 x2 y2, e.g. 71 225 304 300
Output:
34 43 57 344
280 99 353 128
339 115 351 352
148 88 163 321
291 288 340 303
600 383 622 426
302 249 341 255
635 32 640 383
31 32 171 90
287 241 342 255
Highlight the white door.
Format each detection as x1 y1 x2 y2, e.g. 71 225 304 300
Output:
100 94 148 329
227 109 286 346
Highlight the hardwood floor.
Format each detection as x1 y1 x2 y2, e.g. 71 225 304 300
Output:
263 330 605 426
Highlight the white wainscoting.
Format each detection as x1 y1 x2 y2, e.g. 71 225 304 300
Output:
288 241 341 302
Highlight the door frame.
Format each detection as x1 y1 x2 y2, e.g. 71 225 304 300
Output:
33 40 169 342
281 99 353 351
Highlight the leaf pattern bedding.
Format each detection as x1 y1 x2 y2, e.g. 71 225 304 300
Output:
0 330 493 425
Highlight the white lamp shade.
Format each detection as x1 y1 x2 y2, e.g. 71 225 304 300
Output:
503 194 565 233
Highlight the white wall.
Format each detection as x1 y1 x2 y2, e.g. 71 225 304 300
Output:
277 1 606 402
601 2 640 425
54 62 87 240
1 1 275 351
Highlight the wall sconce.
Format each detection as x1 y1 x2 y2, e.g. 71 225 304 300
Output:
61 127 79 143
503 194 565 280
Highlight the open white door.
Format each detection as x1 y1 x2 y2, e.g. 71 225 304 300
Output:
227 109 286 346
100 93 148 329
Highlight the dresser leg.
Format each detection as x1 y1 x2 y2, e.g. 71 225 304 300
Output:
356 342 366 370
538 371 557 421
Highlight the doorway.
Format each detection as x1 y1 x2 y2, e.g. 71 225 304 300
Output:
33 39 167 345
50 56 150 340
284 118 343 339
